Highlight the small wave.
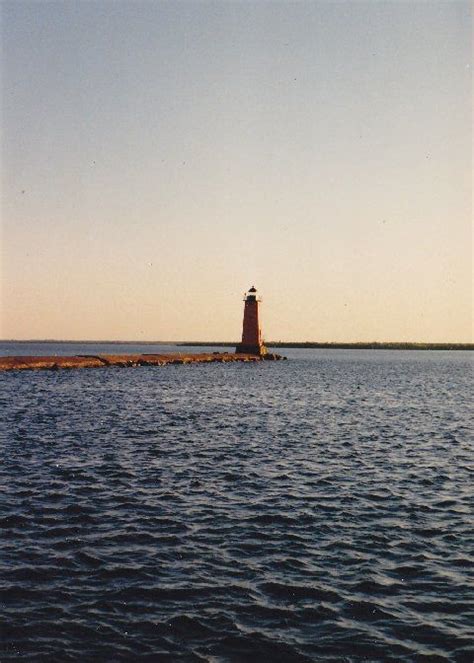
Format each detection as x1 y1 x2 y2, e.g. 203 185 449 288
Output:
166 615 214 637
259 581 340 603
343 599 395 622
0 514 29 529
215 632 313 662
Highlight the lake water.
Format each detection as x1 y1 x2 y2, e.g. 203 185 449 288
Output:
1 343 472 661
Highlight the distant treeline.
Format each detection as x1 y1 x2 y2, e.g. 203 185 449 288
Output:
179 342 473 351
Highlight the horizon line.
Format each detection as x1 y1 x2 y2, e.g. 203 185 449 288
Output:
1 339 472 347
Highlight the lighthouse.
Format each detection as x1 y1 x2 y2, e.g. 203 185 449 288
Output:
235 286 267 356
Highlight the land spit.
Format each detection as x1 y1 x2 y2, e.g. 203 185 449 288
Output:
0 352 285 372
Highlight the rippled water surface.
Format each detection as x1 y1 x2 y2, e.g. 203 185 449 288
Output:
1 344 473 662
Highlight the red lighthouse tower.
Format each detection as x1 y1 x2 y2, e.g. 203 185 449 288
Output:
235 286 267 356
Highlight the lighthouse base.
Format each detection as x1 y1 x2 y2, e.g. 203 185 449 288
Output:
235 344 268 357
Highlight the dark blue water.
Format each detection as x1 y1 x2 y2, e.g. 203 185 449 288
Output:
1 344 473 662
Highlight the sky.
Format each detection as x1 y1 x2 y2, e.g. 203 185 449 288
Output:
1 0 472 342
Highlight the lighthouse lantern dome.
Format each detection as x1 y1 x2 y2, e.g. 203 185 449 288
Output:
245 285 259 301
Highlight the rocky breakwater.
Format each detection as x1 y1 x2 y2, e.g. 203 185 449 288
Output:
0 352 285 372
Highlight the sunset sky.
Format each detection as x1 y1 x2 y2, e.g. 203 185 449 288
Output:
1 0 472 342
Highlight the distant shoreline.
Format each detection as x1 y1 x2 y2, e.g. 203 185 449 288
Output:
179 342 474 351
1 340 472 351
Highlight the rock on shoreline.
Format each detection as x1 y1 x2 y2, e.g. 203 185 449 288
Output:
0 352 285 372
